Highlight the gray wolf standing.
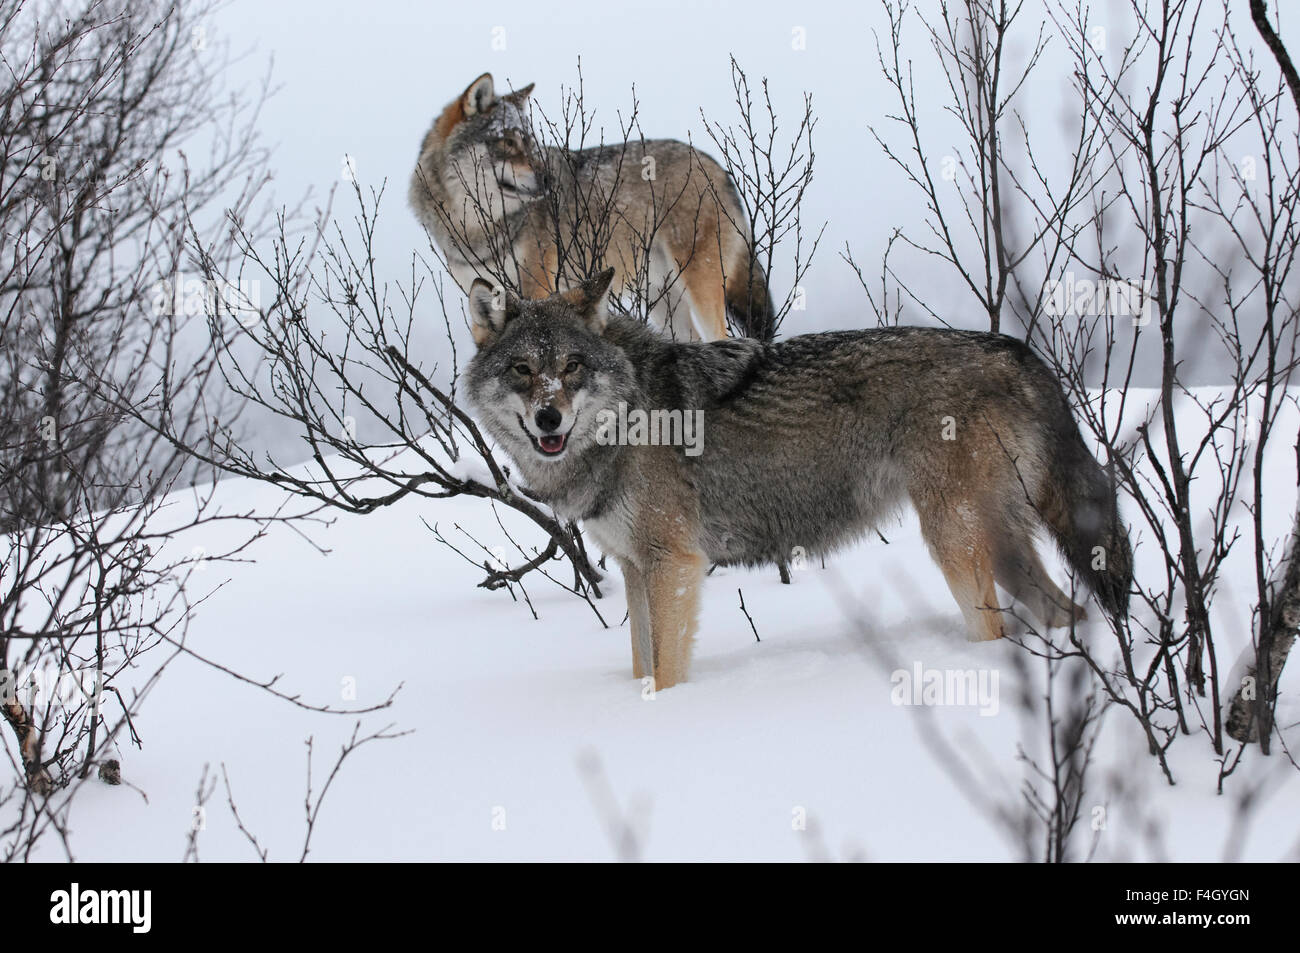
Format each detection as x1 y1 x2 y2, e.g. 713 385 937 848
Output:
464 269 1132 690
409 73 773 341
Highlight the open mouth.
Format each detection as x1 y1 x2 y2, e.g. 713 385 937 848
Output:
518 414 572 458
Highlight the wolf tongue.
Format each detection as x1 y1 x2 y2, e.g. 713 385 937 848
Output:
539 434 565 453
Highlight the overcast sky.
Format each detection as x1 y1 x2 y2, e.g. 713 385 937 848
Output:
208 0 1299 396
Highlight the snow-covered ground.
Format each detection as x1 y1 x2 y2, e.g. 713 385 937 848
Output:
6 0 1297 862
22 388 1298 862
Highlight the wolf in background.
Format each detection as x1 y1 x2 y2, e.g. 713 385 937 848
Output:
463 268 1133 690
409 73 774 342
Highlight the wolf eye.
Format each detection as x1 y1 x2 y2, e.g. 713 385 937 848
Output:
564 360 582 374
513 363 532 376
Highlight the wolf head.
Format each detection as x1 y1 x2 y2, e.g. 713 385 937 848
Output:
410 73 541 232
464 267 634 476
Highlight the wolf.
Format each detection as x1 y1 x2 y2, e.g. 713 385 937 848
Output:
409 72 774 342
463 269 1133 690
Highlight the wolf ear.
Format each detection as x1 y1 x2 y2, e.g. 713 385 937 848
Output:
503 82 535 105
556 267 616 334
462 73 495 116
468 278 516 347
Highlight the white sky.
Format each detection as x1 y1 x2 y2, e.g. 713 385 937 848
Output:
210 0 1300 386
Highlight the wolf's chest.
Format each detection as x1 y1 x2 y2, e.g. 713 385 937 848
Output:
582 505 637 563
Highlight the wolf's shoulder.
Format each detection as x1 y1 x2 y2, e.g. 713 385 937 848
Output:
599 316 761 403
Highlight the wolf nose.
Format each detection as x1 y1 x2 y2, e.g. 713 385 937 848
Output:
535 407 562 433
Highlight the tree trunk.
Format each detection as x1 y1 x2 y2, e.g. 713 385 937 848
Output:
1226 504 1300 749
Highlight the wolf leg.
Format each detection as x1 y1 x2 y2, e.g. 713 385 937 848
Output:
644 244 698 341
914 495 1006 642
619 559 653 679
515 238 558 299
681 259 727 342
666 303 697 342
993 544 1088 629
643 551 706 689
645 284 689 339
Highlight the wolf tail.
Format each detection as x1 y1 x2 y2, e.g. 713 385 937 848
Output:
1038 406 1133 621
724 257 776 341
